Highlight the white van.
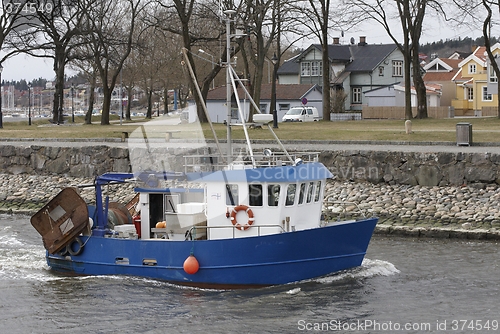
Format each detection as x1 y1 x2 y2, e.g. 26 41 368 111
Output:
282 106 320 122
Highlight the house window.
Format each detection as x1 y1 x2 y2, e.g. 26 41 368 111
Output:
379 66 384 76
482 86 492 101
301 62 311 76
466 87 473 101
489 65 498 83
279 103 290 111
469 64 477 74
352 87 362 104
392 60 403 77
310 61 322 76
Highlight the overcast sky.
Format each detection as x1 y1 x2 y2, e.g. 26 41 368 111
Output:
0 16 494 83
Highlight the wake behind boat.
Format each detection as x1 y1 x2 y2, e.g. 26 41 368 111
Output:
30 10 378 289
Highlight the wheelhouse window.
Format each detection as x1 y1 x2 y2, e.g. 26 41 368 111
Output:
352 87 362 104
306 182 314 203
249 184 263 206
392 60 403 77
314 181 322 202
298 183 306 205
483 86 493 101
285 184 297 206
226 184 238 205
267 184 281 207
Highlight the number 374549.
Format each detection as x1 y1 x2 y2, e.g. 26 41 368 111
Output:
4 1 54 15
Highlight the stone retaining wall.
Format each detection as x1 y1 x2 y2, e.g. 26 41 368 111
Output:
1 144 498 187
319 150 500 187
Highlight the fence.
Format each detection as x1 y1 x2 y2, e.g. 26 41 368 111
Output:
362 106 454 119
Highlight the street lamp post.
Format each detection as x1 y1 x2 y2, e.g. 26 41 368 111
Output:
271 52 278 129
28 83 32 126
199 49 215 89
0 64 3 129
71 83 74 122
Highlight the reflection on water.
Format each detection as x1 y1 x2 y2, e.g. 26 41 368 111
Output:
1 214 499 333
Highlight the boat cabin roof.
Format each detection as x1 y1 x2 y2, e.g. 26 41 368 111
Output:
186 162 332 183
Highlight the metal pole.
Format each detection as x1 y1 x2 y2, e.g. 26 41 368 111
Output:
225 10 235 165
28 84 31 126
0 65 3 129
120 69 123 125
71 83 74 122
271 53 278 128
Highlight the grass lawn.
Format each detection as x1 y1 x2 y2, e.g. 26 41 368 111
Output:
1 114 500 143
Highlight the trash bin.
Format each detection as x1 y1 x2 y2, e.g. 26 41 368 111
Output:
456 123 472 146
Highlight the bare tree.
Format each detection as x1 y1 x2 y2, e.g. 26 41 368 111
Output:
1 1 36 64
84 0 147 125
12 0 90 123
350 0 451 119
481 0 500 118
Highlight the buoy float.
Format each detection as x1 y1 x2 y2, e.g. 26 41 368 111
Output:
183 255 199 274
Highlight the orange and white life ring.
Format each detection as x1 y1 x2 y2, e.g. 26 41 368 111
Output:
230 205 254 231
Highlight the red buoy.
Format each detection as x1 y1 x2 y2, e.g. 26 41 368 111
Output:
183 255 200 274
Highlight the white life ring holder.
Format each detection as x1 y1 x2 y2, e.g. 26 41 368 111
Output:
230 205 255 231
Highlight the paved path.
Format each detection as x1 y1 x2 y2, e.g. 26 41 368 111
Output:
1 138 500 154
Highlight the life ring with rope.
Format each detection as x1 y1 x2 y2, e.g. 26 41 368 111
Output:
230 205 255 231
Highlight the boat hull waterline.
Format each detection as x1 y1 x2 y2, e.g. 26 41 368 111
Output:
46 218 378 288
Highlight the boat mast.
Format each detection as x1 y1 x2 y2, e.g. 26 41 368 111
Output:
224 9 236 165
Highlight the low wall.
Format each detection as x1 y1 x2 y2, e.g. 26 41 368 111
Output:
0 145 130 177
1 143 499 187
318 149 500 187
362 106 454 119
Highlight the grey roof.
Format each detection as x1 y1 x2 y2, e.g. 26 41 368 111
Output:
278 56 300 74
278 42 398 75
345 44 398 72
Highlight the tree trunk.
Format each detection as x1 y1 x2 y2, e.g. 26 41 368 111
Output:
126 86 133 120
101 84 112 125
146 89 153 119
85 76 96 124
52 50 65 124
163 87 169 114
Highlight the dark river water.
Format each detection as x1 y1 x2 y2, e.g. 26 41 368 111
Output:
1 213 499 333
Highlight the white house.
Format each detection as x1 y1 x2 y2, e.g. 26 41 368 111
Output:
205 83 323 123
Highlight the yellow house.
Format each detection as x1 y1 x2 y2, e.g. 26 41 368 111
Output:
452 45 499 116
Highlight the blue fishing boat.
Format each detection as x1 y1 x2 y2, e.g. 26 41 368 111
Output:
30 10 378 289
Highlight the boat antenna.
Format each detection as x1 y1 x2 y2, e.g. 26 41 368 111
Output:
224 9 236 164
180 47 225 163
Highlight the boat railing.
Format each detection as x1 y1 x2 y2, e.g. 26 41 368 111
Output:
183 152 320 173
185 223 286 240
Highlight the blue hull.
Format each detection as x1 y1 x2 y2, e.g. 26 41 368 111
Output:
47 218 378 288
